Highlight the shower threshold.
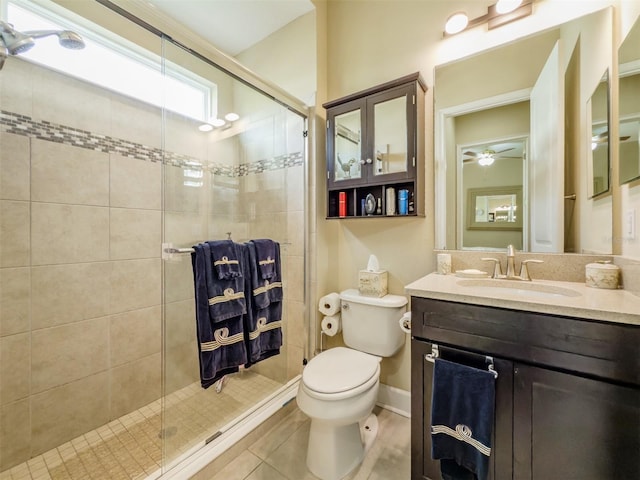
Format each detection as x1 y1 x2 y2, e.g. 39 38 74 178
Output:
0 371 289 480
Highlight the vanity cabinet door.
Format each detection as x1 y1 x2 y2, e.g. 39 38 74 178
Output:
411 340 514 480
513 364 640 480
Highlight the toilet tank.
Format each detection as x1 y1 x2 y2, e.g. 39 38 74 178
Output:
339 289 408 357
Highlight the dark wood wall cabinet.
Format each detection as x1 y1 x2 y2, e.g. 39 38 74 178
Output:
323 72 426 219
410 296 640 480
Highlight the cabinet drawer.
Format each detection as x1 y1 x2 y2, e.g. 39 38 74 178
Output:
411 296 640 386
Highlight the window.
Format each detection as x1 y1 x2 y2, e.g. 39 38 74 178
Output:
6 0 217 122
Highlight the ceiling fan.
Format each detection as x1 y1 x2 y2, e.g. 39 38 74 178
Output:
463 147 516 166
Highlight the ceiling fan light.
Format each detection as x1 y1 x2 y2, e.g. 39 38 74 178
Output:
478 153 495 166
445 12 469 35
495 0 523 14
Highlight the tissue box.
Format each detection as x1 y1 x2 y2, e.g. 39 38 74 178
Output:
358 270 388 297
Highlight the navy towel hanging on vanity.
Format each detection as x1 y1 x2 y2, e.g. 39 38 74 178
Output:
430 358 496 480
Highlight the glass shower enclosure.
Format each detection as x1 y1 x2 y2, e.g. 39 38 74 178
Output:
0 0 307 478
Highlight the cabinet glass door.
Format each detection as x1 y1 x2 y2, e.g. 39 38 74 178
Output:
373 94 408 177
333 108 363 182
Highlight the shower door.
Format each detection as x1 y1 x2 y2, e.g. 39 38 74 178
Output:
160 38 307 471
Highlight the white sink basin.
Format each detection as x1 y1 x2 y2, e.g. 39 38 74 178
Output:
456 279 582 299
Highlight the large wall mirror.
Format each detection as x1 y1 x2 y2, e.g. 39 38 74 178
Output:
619 16 640 185
435 8 613 253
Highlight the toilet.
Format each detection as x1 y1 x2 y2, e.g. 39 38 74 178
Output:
296 289 408 480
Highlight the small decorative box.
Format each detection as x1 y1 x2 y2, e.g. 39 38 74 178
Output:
585 262 620 289
358 270 388 297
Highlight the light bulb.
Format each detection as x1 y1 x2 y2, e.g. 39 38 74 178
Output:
211 118 226 127
224 112 240 122
445 12 469 35
198 124 213 132
495 0 523 14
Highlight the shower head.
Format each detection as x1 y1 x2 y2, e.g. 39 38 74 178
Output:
0 21 35 55
24 29 86 50
0 20 85 58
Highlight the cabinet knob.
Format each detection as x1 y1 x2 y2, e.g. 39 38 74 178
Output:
365 158 372 164
359 159 366 165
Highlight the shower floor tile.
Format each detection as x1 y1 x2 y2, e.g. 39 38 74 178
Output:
0 371 282 480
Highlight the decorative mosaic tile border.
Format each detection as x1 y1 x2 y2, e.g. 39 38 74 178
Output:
0 110 303 177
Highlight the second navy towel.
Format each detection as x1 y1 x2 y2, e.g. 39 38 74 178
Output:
430 358 496 480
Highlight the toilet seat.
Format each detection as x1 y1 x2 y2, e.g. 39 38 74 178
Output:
302 347 380 400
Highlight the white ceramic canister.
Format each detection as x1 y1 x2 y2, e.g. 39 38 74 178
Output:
585 262 620 289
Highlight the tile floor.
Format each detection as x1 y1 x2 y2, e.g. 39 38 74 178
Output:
202 406 411 480
0 371 282 480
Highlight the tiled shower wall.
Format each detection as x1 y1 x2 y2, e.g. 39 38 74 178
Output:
0 57 305 470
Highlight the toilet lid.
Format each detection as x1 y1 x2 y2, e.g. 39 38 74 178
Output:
302 347 380 394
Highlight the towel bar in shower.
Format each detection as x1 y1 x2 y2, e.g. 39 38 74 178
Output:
162 240 291 260
425 344 498 379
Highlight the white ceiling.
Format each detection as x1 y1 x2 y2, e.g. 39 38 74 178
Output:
145 0 315 56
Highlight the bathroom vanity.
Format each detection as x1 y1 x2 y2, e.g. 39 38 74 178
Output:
407 274 640 480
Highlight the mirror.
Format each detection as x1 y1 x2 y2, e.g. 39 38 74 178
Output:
435 8 613 253
587 70 610 198
460 139 526 250
334 109 362 182
619 16 640 185
374 95 408 176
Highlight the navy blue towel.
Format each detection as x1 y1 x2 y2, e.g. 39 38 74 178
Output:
207 240 242 280
251 239 278 279
191 244 248 388
246 241 283 309
431 358 496 480
202 242 246 322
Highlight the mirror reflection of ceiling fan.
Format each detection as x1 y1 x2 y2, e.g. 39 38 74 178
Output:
463 147 516 166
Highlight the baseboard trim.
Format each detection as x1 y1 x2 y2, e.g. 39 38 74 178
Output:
376 383 411 418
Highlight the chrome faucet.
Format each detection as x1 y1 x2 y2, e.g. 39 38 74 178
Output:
505 244 517 278
482 245 544 281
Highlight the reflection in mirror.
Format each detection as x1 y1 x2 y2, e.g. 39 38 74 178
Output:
619 16 640 185
461 140 526 249
435 8 613 253
374 96 407 176
334 109 362 182
588 70 610 198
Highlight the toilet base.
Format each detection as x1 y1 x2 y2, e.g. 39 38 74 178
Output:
306 414 379 480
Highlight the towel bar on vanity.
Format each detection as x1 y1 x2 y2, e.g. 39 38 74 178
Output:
425 344 499 379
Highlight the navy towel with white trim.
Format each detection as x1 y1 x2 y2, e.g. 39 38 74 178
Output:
431 358 496 480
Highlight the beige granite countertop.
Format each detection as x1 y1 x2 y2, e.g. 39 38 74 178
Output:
405 273 640 326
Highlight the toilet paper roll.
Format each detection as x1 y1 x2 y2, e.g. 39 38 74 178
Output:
399 311 411 334
318 292 341 316
321 315 342 336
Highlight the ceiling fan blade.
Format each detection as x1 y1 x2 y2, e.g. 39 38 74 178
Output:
463 151 478 158
620 136 631 141
495 147 515 154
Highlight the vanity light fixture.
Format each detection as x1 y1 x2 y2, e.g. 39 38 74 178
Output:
198 113 240 132
444 0 533 37
495 0 523 14
444 12 469 35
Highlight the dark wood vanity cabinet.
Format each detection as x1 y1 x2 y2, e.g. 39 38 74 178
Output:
410 296 640 480
323 72 426 219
